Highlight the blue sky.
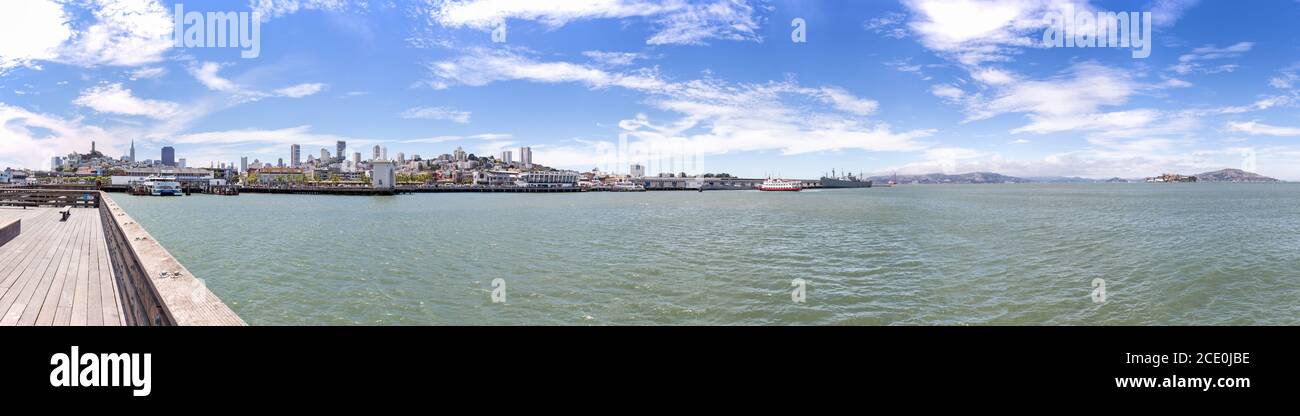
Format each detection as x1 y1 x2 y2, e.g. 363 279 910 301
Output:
3 0 1300 179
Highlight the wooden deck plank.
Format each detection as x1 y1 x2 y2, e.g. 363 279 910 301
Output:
52 212 86 325
0 210 61 289
0 211 68 324
85 209 104 326
94 212 122 326
30 207 86 325
69 211 91 326
0 208 78 325
0 208 124 326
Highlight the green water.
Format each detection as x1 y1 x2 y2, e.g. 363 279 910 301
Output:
109 184 1300 325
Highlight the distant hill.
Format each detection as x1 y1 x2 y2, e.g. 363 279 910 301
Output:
865 169 1280 185
868 172 1031 184
1193 169 1278 182
1024 176 1097 183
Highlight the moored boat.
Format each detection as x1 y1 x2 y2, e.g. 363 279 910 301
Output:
759 178 802 191
141 176 182 196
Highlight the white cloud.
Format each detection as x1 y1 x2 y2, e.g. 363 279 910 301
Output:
582 50 649 67
190 62 327 100
1225 120 1300 137
0 0 72 73
946 62 1138 130
427 47 670 91
249 0 358 21
129 66 167 80
970 67 1015 85
58 0 174 67
1170 42 1253 74
1149 0 1201 28
400 106 472 123
191 62 242 93
274 83 326 98
900 0 1092 65
0 102 120 170
72 82 180 119
427 48 934 169
817 87 879 116
428 0 763 45
864 12 909 39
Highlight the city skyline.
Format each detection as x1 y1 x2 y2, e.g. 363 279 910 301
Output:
4 1 1300 179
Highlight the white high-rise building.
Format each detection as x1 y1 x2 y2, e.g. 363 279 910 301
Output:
630 163 645 178
372 145 381 161
500 150 512 165
519 146 533 168
179 158 187 168
321 148 330 161
454 146 466 162
291 144 301 167
352 152 361 165
381 146 388 161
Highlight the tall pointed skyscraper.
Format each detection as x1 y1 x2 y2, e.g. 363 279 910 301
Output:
129 140 136 163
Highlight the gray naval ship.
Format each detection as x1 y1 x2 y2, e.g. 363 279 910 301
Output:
819 170 872 188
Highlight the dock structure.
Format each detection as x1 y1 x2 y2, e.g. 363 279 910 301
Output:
0 190 243 326
0 205 122 325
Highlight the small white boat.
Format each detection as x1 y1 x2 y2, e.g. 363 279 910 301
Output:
142 176 182 196
759 178 802 192
611 180 646 192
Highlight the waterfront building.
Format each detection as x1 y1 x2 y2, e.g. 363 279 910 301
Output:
162 146 176 166
255 167 305 184
111 167 214 187
516 171 577 188
474 170 520 186
371 160 395 189
519 146 533 169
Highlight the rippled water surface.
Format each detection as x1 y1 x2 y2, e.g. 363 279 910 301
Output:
110 184 1300 325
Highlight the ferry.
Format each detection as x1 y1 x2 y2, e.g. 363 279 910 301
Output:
142 176 182 196
610 180 646 192
759 178 802 192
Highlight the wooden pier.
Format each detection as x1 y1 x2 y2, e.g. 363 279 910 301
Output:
0 206 122 325
0 190 243 326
